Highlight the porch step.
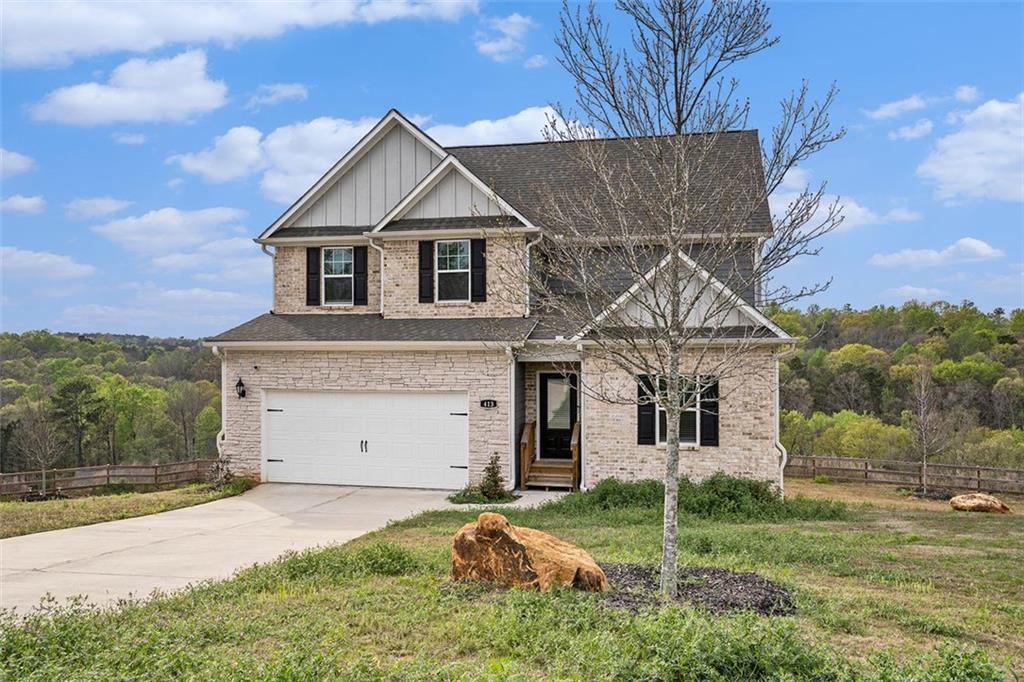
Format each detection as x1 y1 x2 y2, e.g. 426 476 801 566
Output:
529 461 573 474
524 472 574 490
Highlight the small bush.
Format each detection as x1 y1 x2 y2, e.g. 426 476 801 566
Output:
447 456 518 504
813 474 833 484
544 474 847 521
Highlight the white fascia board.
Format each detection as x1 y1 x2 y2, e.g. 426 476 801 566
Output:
573 248 791 342
255 235 369 246
364 226 540 240
257 109 446 240
201 340 525 351
371 155 537 233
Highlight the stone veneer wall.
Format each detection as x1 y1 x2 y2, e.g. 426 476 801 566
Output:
580 348 782 489
381 237 528 318
273 245 382 314
221 349 512 483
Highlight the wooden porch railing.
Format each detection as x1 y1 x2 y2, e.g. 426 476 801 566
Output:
519 421 536 491
570 421 581 491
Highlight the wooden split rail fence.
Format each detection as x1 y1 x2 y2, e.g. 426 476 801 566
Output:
0 459 218 498
785 455 1024 495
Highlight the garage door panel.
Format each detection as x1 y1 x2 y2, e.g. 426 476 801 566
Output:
264 390 470 489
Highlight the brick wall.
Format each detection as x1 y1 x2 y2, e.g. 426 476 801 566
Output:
221 349 512 484
381 237 528 318
273 245 382 314
580 349 783 489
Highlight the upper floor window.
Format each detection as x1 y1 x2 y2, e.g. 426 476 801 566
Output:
436 240 470 302
323 247 353 305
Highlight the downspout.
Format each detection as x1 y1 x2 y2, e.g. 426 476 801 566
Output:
367 236 386 316
523 233 544 317
576 341 586 490
211 345 227 459
774 345 797 497
261 244 275 312
506 345 516 491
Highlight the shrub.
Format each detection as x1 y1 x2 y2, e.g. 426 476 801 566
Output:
446 456 518 504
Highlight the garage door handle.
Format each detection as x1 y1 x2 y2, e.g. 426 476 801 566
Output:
449 412 467 416
266 408 284 413
267 458 283 463
450 465 468 469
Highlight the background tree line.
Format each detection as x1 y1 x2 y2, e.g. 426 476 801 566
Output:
0 331 222 473
771 301 1024 468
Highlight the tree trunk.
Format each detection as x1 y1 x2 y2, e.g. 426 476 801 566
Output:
75 432 84 467
660 363 682 598
922 455 928 495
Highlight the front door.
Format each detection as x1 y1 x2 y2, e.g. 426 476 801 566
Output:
538 373 578 459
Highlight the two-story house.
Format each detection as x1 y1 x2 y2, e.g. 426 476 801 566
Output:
205 109 793 492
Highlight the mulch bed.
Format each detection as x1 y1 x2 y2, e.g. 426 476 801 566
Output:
900 487 955 501
600 562 795 616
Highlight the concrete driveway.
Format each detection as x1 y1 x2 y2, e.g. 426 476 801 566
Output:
2 484 524 613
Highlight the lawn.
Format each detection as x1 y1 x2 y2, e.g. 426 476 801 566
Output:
1 477 1020 680
0 480 253 538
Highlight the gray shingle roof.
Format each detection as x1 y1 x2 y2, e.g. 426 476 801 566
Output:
449 132 771 234
382 215 523 232
207 313 537 344
265 225 370 239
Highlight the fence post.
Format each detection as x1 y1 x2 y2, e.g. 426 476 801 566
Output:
106 465 111 487
976 468 981 491
919 462 924 489
811 458 816 478
864 460 869 480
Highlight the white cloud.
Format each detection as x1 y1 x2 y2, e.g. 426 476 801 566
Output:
93 206 247 252
475 13 534 63
31 50 227 125
888 118 933 141
954 85 980 103
65 196 132 220
1 148 35 178
917 94 1024 202
869 237 1005 268
246 83 308 110
426 105 553 146
864 94 928 120
1 246 95 278
152 236 270 283
167 178 184 189
3 0 479 68
884 285 947 300
882 207 922 222
167 126 266 183
524 54 548 69
1 195 45 213
112 132 147 145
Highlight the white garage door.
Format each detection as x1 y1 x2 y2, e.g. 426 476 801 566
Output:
263 390 469 489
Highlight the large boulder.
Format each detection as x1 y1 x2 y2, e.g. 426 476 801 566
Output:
452 512 608 592
950 493 1012 514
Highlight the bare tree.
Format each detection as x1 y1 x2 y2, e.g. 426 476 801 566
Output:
166 381 215 459
490 0 843 597
908 367 952 494
13 402 69 495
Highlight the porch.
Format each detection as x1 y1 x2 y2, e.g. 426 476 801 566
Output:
515 359 581 491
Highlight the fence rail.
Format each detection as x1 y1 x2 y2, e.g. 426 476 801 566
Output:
785 455 1024 495
0 459 218 498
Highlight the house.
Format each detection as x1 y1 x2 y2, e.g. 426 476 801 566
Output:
205 109 794 492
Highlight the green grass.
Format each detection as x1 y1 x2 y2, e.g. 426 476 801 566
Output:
0 480 253 538
447 485 519 505
1 477 1021 680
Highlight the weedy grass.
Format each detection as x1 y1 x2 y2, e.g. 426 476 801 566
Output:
0 479 253 538
1 477 1020 680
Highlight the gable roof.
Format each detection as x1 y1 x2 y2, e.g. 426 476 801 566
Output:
448 132 772 234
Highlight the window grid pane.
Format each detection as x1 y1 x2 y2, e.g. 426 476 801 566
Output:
437 241 469 272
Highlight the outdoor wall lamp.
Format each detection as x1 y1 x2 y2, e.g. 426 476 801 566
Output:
235 377 246 399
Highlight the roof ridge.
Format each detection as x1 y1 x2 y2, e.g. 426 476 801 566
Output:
446 129 759 151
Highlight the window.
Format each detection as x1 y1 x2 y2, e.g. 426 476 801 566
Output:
436 239 470 302
656 376 706 445
322 247 353 305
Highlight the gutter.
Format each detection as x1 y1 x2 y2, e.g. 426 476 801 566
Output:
202 339 529 351
210 345 227 459
366 235 386 316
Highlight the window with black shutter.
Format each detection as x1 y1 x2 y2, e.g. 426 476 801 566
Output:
637 375 656 445
470 238 486 302
418 240 434 303
353 245 368 305
305 247 320 306
640 374 719 447
699 378 719 447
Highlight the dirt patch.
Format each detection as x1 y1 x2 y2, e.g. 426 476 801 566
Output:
601 563 796 616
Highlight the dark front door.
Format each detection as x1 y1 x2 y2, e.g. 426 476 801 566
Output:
539 373 578 459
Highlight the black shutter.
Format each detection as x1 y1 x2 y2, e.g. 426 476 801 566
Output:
353 246 368 305
470 238 487 302
700 377 719 446
637 375 656 445
418 241 434 303
305 247 321 306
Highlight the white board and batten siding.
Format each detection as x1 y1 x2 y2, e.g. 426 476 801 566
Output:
403 166 502 220
619 273 749 328
262 390 469 490
289 125 443 228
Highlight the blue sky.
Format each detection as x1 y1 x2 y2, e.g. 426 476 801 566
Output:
1 1 1021 338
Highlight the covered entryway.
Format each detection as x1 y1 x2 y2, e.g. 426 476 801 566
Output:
517 361 581 490
263 390 469 489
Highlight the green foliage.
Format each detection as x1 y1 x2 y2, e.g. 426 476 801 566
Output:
546 475 847 522
447 455 518 504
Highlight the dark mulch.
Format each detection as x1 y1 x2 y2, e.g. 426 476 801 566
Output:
901 487 955 501
600 562 795 616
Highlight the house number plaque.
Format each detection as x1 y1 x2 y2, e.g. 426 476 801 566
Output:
479 399 498 409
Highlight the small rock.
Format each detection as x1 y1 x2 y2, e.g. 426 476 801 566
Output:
452 512 608 592
950 493 1012 514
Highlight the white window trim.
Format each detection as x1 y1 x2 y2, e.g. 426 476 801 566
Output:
435 239 471 303
322 246 354 307
655 375 701 446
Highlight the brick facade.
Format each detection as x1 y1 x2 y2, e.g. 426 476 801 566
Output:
273 245 382 314
220 349 512 484
580 349 783 489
